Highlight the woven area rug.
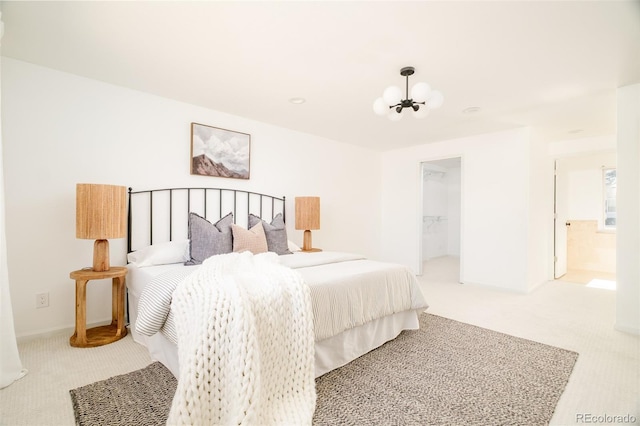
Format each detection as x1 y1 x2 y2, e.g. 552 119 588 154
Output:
70 314 578 426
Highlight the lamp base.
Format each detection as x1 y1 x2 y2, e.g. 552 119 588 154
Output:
302 230 313 251
93 239 110 272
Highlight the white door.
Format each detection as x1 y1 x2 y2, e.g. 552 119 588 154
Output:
554 160 568 278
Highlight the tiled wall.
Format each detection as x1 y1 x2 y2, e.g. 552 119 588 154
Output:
567 220 616 273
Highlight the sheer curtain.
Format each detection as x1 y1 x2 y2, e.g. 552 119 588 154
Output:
0 11 28 389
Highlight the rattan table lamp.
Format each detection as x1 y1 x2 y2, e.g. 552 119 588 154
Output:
295 196 320 252
76 183 127 272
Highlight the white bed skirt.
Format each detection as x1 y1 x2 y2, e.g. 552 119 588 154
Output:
128 307 420 379
127 261 424 379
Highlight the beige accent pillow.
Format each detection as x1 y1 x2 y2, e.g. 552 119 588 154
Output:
232 221 268 254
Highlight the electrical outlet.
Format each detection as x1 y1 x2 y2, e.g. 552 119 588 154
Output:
36 292 49 308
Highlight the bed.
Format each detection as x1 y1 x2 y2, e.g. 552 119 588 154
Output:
126 187 428 379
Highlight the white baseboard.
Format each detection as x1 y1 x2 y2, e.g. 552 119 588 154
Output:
614 322 640 336
16 318 113 343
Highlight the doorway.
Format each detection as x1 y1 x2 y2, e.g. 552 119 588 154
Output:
420 157 462 283
554 152 617 289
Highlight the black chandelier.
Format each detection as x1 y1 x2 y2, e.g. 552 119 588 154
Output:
373 66 443 120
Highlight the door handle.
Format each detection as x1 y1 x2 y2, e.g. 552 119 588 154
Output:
566 222 571 226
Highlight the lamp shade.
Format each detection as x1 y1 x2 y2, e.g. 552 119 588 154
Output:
382 85 402 106
373 97 388 116
76 184 127 240
295 197 320 230
411 82 431 103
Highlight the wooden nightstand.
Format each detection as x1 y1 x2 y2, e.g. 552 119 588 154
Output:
69 266 128 348
301 248 322 253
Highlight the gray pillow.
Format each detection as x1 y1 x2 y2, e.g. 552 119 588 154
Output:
248 213 292 255
185 212 234 265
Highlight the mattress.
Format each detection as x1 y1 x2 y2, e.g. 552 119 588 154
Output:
127 251 428 377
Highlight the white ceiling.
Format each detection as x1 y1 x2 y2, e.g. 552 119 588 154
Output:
1 1 639 151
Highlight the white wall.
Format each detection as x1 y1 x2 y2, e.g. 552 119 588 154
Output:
381 128 541 292
446 167 461 256
1 58 382 337
615 83 640 335
548 135 616 157
526 130 554 288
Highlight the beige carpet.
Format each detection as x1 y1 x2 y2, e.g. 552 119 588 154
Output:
70 314 578 426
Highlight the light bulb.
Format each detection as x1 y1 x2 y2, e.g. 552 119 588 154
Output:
426 90 444 109
388 109 404 121
382 85 402 106
412 105 430 119
373 97 388 116
411 82 431 103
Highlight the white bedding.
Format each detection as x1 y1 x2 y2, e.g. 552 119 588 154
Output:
128 251 428 377
284 253 424 341
278 251 365 269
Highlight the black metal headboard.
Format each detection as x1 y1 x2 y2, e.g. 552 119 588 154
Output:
127 187 286 253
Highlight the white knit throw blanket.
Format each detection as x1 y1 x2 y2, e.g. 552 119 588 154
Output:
167 252 316 426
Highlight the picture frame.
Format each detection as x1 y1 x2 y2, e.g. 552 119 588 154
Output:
190 122 251 179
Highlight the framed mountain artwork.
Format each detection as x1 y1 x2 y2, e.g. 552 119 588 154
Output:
190 122 251 179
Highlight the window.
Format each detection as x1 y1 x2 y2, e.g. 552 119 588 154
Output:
603 168 616 229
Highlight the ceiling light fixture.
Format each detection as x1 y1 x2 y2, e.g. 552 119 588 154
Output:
373 66 443 121
289 97 306 104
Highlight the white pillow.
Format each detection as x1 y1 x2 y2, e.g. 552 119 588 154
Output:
127 240 190 267
287 240 301 252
